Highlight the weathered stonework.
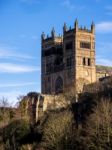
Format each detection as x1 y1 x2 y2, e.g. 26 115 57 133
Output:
20 94 69 122
41 20 96 94
20 21 112 123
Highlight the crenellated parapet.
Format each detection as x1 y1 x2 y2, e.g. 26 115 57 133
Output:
63 19 95 36
41 27 63 44
41 20 95 44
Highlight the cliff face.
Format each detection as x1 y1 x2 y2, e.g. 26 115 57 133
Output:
96 65 112 74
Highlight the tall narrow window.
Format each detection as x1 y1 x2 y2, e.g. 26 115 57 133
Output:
55 77 63 94
88 58 91 66
46 63 51 73
83 58 86 65
66 57 72 67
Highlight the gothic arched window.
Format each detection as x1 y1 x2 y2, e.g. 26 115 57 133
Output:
55 77 63 94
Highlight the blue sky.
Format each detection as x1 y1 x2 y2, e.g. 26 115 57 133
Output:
0 0 112 105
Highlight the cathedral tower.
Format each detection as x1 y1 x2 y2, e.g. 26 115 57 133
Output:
41 20 96 94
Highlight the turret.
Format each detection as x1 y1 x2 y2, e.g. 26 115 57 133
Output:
51 27 55 39
74 19 78 31
41 32 45 41
91 21 95 34
63 22 67 33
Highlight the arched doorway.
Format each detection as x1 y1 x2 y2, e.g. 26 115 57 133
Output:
55 76 63 94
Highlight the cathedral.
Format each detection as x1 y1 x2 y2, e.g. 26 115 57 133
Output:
20 20 111 123
41 20 96 94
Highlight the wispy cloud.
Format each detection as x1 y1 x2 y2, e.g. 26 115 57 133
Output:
96 22 112 33
0 91 25 106
97 42 112 53
96 42 112 65
96 56 112 66
96 42 112 66
0 46 36 60
62 0 74 10
105 5 112 16
19 34 39 40
0 63 40 73
0 82 36 88
0 88 40 106
61 0 84 11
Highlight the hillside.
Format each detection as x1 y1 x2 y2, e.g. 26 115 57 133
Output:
0 77 112 149
96 65 112 73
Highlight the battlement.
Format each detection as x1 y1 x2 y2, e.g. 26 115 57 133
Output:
78 27 92 33
42 35 62 42
41 27 63 43
63 19 95 34
41 20 95 43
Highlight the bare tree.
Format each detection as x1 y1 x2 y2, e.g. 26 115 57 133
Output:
42 111 75 150
0 97 11 127
87 98 112 149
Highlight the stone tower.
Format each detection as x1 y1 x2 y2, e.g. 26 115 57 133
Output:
41 28 63 94
41 20 96 94
74 20 96 92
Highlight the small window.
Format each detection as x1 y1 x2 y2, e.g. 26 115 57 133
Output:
83 58 86 65
80 42 91 49
88 58 91 66
67 57 72 67
46 63 51 73
55 77 63 94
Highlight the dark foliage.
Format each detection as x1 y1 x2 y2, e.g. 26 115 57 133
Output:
1 78 112 149
27 92 40 99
